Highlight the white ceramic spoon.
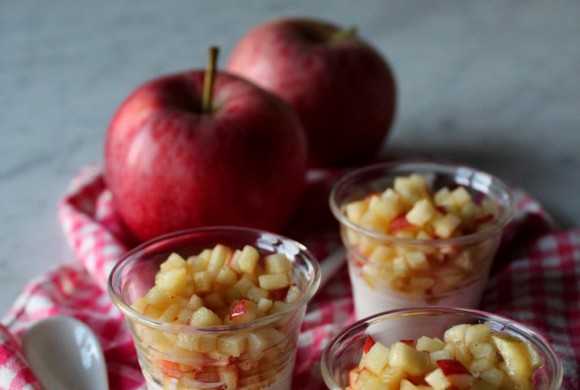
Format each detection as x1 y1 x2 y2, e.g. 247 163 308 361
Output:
22 316 109 390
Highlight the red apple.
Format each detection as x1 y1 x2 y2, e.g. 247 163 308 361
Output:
105 68 308 242
227 17 397 168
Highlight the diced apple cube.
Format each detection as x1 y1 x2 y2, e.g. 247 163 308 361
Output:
190 307 222 327
207 244 231 276
264 253 292 274
285 285 302 302
155 267 188 295
392 256 409 276
215 266 238 286
360 211 388 232
160 252 187 271
406 198 437 227
450 187 472 207
416 336 445 353
258 273 290 290
247 331 271 353
434 187 452 209
269 300 287 313
144 286 170 308
434 213 462 238
360 342 390 375
394 174 428 202
369 194 401 223
176 333 197 350
176 307 193 324
444 324 468 344
176 333 217 353
464 323 491 345
246 285 269 303
389 341 429 376
345 199 368 223
405 251 430 270
218 333 247 357
232 277 253 298
187 254 209 272
158 303 181 322
193 271 213 294
187 294 203 311
237 245 260 274
370 245 396 264
257 297 273 312
425 368 451 390
430 349 454 366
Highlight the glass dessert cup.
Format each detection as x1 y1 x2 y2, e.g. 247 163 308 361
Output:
321 307 563 390
329 160 515 320
108 226 321 390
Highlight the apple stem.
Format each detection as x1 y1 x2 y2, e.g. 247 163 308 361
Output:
202 46 219 114
329 26 357 44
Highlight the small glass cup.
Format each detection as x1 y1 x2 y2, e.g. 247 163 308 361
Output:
330 161 515 320
321 307 563 389
108 227 320 390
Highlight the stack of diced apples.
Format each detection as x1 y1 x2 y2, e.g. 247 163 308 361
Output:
131 244 302 389
343 173 500 295
348 322 542 390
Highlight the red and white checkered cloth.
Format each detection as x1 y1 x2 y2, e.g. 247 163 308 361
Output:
1 165 579 389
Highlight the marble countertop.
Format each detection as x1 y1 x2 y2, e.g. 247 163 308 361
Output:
1 1 579 315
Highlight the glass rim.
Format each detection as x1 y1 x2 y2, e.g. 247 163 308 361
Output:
321 306 563 389
329 160 516 246
107 226 321 334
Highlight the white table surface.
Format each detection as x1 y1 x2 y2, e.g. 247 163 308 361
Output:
1 1 579 316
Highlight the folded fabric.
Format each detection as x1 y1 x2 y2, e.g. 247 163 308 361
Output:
1 165 578 389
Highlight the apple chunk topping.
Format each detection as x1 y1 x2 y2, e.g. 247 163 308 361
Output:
347 323 543 390
131 244 302 389
343 173 501 297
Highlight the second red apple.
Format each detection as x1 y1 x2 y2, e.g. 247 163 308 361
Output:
227 17 397 168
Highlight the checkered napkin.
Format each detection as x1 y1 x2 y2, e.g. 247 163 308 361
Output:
1 165 579 389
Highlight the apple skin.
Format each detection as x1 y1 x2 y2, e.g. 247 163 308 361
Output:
105 70 308 242
227 18 397 168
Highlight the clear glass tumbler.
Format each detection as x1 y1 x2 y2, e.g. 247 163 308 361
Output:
330 161 515 320
108 226 320 390
321 307 563 389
